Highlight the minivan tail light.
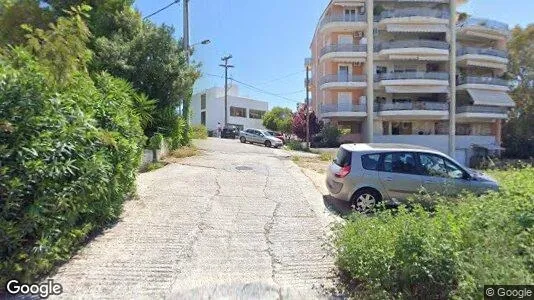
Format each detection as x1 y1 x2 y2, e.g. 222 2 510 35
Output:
335 165 351 178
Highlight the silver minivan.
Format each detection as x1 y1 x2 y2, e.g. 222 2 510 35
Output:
326 143 499 212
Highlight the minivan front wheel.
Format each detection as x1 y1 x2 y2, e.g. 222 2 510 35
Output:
351 189 381 213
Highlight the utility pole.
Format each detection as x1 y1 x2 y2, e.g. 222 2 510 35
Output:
365 0 374 143
182 0 191 131
305 65 310 149
219 55 234 127
448 0 457 157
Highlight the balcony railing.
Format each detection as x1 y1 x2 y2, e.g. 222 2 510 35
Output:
457 106 508 114
378 8 449 20
320 75 366 85
378 72 449 81
320 13 367 27
458 18 509 32
457 76 509 87
376 102 448 112
321 104 367 114
376 40 449 51
457 46 508 58
320 44 367 56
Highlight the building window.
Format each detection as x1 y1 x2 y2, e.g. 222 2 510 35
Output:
392 122 412 135
249 109 266 119
230 106 246 118
201 111 206 126
200 94 206 110
456 124 471 136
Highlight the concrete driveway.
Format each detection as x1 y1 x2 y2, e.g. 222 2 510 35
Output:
46 138 336 299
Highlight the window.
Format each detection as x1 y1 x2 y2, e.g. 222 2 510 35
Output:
392 122 412 135
201 111 206 125
200 94 206 110
334 148 352 167
456 124 471 135
230 106 246 118
382 152 418 175
419 153 465 179
344 9 356 21
249 109 266 119
361 154 380 171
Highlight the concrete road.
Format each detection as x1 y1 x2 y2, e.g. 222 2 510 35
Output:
46 138 336 299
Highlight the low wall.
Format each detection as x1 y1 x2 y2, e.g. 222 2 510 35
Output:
140 141 170 168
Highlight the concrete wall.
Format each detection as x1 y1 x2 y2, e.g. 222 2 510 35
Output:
191 86 269 131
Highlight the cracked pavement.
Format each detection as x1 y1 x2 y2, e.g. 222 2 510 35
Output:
45 138 336 299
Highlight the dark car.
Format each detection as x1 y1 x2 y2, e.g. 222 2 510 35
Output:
221 127 239 139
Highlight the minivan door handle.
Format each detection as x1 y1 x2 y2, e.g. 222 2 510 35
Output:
384 177 393 182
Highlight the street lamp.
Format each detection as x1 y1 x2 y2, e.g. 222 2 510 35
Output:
191 39 211 47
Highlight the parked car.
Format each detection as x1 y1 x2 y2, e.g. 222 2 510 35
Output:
239 129 283 148
326 143 500 212
221 126 239 139
266 130 285 144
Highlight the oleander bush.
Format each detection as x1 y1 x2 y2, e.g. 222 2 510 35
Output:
0 49 144 287
334 167 534 299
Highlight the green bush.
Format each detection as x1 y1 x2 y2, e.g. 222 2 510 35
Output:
0 50 144 287
286 140 309 152
191 124 208 139
334 168 534 298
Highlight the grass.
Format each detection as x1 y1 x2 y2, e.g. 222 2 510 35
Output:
333 167 534 299
320 152 334 161
144 162 165 172
169 145 199 159
291 155 329 174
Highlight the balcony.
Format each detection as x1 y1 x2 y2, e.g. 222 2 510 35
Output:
456 105 509 119
457 18 510 40
377 9 449 33
319 74 367 90
377 72 449 93
376 40 449 61
319 44 367 63
457 76 510 91
375 101 449 119
320 103 367 118
457 46 508 71
319 13 367 34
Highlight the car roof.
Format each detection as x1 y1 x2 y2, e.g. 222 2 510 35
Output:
341 143 439 154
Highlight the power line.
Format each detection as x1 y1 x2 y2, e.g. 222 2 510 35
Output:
143 0 180 20
256 70 306 86
229 77 302 103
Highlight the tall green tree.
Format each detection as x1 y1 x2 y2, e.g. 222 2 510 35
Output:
503 25 534 158
262 106 293 134
0 0 53 45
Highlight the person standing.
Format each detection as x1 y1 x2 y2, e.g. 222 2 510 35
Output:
217 122 222 138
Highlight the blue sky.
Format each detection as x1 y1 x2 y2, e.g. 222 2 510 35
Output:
134 0 533 111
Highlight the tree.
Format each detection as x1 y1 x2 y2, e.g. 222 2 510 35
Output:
0 0 53 45
262 106 293 134
502 25 534 158
291 105 321 140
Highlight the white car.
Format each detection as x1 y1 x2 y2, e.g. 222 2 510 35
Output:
239 129 283 148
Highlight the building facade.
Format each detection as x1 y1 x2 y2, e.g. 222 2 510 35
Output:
307 0 514 165
191 86 269 132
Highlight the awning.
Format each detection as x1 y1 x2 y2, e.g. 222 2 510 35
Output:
387 24 448 33
467 89 516 107
386 86 448 93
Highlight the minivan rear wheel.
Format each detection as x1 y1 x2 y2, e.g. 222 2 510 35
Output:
351 189 381 213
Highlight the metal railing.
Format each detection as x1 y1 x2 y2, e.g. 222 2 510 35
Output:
376 101 448 111
378 72 449 81
320 13 367 26
457 76 509 87
376 40 449 51
378 8 449 20
457 106 508 114
320 75 367 85
457 46 508 58
321 104 367 113
458 18 509 32
320 44 367 56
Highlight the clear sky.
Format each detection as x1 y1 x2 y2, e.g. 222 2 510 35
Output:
133 0 533 111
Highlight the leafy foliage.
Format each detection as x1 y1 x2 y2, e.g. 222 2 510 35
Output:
291 105 321 140
262 106 293 134
191 124 208 140
334 168 534 299
315 123 341 148
503 25 534 158
0 0 53 45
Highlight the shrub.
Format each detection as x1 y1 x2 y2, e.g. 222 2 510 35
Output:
144 162 165 172
334 168 534 298
191 124 208 140
286 140 309 152
319 123 341 148
0 50 144 288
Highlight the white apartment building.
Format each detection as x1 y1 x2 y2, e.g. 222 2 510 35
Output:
191 85 269 132
307 0 514 165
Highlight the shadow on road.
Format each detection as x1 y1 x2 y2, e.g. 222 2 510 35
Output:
322 195 353 217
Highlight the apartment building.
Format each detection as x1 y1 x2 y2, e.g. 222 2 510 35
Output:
307 0 514 165
191 85 268 132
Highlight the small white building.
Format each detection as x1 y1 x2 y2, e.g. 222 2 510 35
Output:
191 86 269 132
